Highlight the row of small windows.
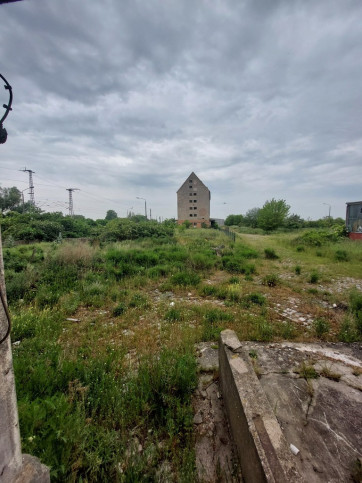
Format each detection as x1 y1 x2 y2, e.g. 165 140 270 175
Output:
189 214 197 217
189 192 197 196
189 199 197 203
189 207 197 210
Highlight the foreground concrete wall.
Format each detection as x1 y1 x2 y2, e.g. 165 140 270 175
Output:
219 330 301 483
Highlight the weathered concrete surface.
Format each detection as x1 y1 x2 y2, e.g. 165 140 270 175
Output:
219 330 301 482
193 342 241 482
14 454 50 483
242 341 362 483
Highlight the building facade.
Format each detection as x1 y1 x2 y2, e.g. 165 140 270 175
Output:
177 172 210 227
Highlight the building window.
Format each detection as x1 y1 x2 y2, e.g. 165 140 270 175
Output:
189 185 192 189
194 207 197 210
189 207 193 210
189 179 193 183
189 214 193 217
189 193 193 196
193 223 197 227
189 200 192 203
194 214 197 217
194 199 197 202
193 192 197 196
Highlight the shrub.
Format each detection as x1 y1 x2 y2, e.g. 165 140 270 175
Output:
262 274 279 287
296 246 305 252
113 302 127 316
295 265 301 275
334 250 349 262
309 271 320 284
313 318 330 338
199 285 217 297
165 307 183 322
264 248 278 260
228 276 240 284
245 293 266 306
170 272 201 287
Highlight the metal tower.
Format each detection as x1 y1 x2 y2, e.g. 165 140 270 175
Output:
66 188 79 216
20 167 35 205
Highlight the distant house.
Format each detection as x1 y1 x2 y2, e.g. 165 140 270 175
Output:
177 172 210 227
346 201 362 240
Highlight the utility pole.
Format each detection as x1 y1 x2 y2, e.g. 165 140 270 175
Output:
66 188 79 216
20 167 35 206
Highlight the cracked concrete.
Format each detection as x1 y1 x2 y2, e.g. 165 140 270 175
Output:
241 341 362 482
193 342 241 482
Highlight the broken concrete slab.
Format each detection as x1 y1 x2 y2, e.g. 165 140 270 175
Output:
219 330 301 483
240 340 362 482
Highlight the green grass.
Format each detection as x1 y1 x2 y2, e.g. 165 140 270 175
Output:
5 227 362 479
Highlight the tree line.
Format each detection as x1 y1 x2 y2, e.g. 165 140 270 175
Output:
225 198 344 231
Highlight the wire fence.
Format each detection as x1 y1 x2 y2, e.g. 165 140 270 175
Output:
221 226 236 242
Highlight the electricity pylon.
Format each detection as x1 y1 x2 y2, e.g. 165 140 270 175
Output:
66 188 79 216
20 167 35 205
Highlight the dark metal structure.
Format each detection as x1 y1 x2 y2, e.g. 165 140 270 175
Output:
0 73 13 144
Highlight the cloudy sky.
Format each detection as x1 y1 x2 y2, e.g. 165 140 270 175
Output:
1 0 361 220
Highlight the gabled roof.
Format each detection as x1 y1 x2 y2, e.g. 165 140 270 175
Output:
177 172 210 193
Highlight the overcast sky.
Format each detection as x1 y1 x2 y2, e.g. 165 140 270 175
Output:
1 0 361 220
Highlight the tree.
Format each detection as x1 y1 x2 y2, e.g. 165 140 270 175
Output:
105 210 118 221
244 208 260 228
0 186 21 211
257 199 290 231
225 214 244 226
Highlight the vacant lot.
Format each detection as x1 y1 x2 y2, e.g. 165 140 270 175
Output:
5 228 362 481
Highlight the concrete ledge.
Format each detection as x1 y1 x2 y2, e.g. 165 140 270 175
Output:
219 330 301 483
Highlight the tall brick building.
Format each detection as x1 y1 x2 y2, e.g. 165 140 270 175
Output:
177 172 210 227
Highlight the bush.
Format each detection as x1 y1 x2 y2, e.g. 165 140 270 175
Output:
334 250 349 262
295 265 301 275
171 272 201 287
245 293 266 306
313 318 330 338
113 302 127 316
262 274 279 287
309 271 320 284
264 248 279 260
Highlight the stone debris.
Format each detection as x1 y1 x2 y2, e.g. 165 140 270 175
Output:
66 318 80 322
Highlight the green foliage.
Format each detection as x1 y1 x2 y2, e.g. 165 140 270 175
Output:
165 307 183 322
262 273 279 287
264 248 279 259
0 186 21 211
350 290 362 335
102 219 174 242
334 250 349 262
243 208 260 228
112 302 127 316
257 199 290 232
245 293 266 306
338 319 358 342
313 318 330 338
105 209 117 220
309 271 320 284
296 362 319 379
295 265 301 275
170 271 201 287
225 214 244 226
294 229 342 247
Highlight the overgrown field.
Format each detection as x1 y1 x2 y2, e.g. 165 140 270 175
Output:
5 227 362 481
